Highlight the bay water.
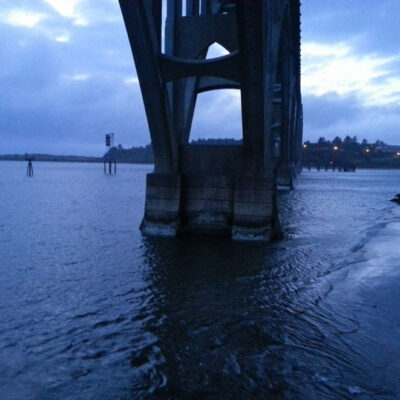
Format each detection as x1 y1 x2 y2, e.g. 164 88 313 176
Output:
0 161 399 399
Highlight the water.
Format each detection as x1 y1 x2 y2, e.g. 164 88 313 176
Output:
0 161 399 399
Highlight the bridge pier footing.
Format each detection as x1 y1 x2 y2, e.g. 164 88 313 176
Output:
140 173 181 237
232 175 281 241
141 155 282 241
277 166 294 188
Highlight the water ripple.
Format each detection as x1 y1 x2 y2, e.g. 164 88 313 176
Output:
1 164 400 399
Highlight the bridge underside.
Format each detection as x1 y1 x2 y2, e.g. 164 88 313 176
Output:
119 0 302 240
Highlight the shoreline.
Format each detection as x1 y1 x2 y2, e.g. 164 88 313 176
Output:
0 157 153 164
1 157 400 169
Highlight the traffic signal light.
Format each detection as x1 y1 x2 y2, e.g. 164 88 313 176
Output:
105 134 110 146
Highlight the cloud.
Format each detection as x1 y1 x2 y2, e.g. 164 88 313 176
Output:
302 41 400 106
55 34 69 42
0 0 147 156
301 0 400 56
303 93 400 145
43 0 80 18
1 0 400 157
0 8 46 27
300 1 400 144
303 93 361 130
70 73 91 81
43 0 88 25
0 68 147 155
302 42 351 58
124 77 139 85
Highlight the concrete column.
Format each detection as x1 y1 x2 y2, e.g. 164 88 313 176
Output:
119 0 177 173
236 0 266 174
141 173 182 236
277 18 294 188
234 0 283 239
150 0 162 50
232 175 281 241
186 0 200 16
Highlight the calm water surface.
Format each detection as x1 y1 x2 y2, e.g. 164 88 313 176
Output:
0 161 399 399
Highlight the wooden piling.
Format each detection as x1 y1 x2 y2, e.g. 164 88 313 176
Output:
104 159 117 174
26 160 33 177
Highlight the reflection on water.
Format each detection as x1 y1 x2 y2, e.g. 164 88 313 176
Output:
0 162 399 399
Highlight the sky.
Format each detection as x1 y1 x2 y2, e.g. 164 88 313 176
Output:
1 0 400 156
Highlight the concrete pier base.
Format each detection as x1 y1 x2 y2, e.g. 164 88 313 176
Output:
232 175 281 241
182 174 234 235
277 166 294 188
141 146 282 241
140 173 181 237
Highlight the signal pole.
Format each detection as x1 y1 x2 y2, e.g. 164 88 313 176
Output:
104 133 116 174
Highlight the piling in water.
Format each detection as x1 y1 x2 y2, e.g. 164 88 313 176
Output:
26 160 33 177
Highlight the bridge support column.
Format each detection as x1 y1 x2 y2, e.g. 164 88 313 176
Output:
140 173 182 236
233 174 281 241
141 171 281 241
119 0 301 241
141 146 282 240
277 166 294 188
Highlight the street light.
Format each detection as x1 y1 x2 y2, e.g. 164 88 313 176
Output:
365 148 370 153
333 146 339 151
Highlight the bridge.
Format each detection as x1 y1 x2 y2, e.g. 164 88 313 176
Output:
119 0 302 241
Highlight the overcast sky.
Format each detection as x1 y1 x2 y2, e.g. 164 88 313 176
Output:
1 0 400 156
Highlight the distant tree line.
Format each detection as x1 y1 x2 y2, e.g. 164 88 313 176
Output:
303 136 400 169
190 138 242 146
104 144 154 163
103 138 242 163
0 153 102 163
103 136 400 168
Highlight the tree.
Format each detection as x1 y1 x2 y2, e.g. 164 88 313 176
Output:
332 136 342 146
317 137 330 147
343 135 354 150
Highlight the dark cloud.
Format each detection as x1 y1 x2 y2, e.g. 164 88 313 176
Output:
0 0 149 155
302 0 400 56
301 1 400 144
303 93 362 129
303 92 400 144
1 0 400 156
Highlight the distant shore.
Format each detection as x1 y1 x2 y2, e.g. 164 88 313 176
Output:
0 154 153 164
0 154 103 163
3 135 400 169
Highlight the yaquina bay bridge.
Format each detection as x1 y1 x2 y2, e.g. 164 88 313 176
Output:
119 0 302 241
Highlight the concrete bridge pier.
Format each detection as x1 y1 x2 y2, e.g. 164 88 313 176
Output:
119 0 301 241
275 1 302 189
141 146 281 241
140 173 182 236
232 173 281 241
